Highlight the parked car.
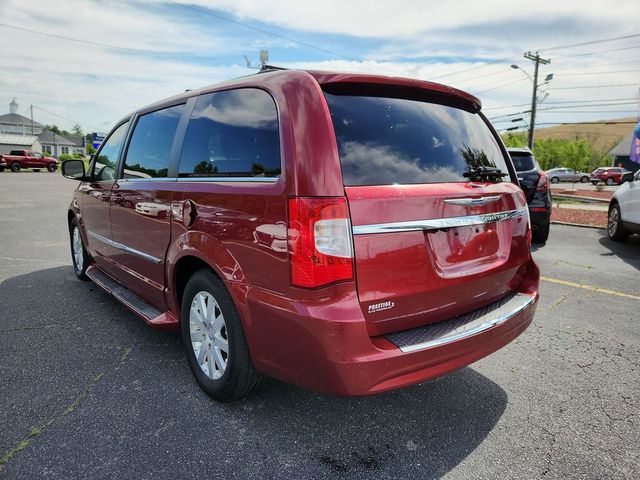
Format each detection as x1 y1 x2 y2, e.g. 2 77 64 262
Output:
0 158 6 172
591 167 632 186
61 69 540 400
0 149 58 172
608 170 640 241
545 167 590 184
508 147 551 243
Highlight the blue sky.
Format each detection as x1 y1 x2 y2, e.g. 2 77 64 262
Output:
0 0 638 135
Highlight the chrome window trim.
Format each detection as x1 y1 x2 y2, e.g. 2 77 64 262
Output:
112 177 279 183
398 293 536 353
87 231 161 264
176 177 279 183
352 207 527 235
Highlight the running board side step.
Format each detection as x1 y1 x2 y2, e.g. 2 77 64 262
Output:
384 292 536 353
86 266 179 331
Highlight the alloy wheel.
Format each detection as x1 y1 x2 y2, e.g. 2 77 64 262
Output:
189 291 229 380
608 208 619 237
72 226 84 271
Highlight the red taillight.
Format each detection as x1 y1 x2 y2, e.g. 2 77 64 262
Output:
288 197 353 288
536 172 549 191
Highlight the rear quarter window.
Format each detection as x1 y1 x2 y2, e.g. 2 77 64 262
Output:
509 154 536 172
324 92 509 186
178 88 281 178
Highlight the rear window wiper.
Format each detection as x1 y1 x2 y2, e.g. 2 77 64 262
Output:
463 166 509 182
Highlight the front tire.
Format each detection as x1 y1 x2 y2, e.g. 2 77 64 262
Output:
580 176 588 183
608 203 629 242
11 162 20 172
70 218 90 280
550 176 559 184
591 181 598 185
606 177 614 186
532 222 550 244
181 269 262 401
47 164 57 172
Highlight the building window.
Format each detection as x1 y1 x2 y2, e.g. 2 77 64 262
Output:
61 146 69 155
43 145 52 154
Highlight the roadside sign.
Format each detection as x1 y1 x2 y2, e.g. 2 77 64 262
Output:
92 132 105 150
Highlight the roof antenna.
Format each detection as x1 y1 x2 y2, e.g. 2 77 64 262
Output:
243 50 270 70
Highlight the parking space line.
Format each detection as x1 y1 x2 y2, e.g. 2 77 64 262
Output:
541 276 640 301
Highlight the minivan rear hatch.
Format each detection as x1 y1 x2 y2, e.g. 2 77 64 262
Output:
323 84 531 336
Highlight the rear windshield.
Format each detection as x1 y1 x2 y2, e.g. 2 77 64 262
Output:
509 153 536 172
324 93 509 186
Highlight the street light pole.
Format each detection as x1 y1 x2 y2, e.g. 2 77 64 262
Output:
523 51 550 149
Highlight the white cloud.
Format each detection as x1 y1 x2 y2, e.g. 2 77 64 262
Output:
0 0 637 134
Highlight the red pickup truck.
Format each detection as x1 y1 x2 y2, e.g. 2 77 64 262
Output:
0 149 58 172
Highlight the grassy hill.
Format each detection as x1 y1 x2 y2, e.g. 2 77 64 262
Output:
534 117 635 153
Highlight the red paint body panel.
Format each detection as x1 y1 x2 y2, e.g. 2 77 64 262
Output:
108 180 178 309
345 182 530 335
67 68 540 396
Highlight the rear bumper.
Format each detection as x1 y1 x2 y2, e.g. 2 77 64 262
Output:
240 259 539 396
529 208 551 228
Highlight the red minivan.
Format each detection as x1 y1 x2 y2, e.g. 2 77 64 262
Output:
62 69 539 400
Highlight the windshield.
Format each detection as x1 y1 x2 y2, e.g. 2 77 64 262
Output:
324 92 509 186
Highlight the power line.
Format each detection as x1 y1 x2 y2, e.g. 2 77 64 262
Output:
554 43 640 59
32 105 103 132
429 62 504 81
536 33 640 52
556 68 640 76
548 83 639 90
472 78 528 95
0 22 174 57
492 110 636 122
165 0 407 77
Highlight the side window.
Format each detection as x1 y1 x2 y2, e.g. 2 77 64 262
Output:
123 104 184 179
92 121 130 182
178 89 281 178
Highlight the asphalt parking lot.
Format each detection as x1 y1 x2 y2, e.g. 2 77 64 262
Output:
1 173 639 479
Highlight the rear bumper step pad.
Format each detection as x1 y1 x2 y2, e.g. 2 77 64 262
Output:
385 292 536 353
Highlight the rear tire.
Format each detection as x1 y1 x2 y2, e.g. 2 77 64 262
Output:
532 222 550 244
0 166 4 172
580 176 588 183
606 177 614 186
607 203 629 242
591 181 598 185
550 176 559 184
181 269 262 401
11 162 20 172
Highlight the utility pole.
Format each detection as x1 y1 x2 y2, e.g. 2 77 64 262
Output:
524 51 550 149
30 104 34 136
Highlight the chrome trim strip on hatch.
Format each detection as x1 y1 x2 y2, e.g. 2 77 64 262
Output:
443 195 501 206
399 293 536 353
352 207 528 235
87 231 161 264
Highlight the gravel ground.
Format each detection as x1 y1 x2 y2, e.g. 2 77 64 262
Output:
1 173 639 479
551 208 608 228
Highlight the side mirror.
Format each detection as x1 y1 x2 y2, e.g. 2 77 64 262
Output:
621 172 634 183
62 159 86 180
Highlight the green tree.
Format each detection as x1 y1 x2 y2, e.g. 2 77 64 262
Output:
71 124 83 136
